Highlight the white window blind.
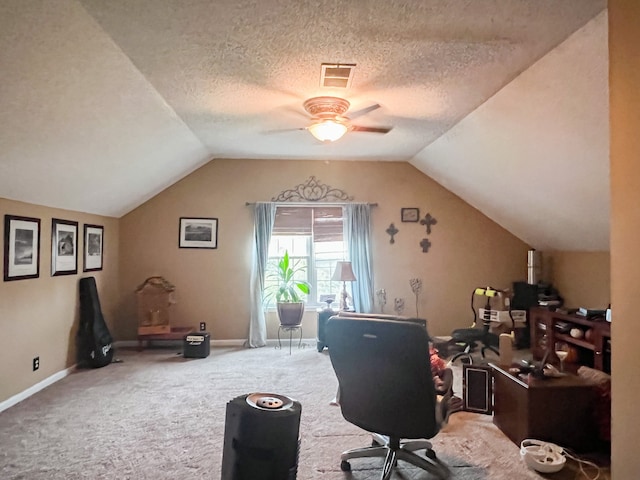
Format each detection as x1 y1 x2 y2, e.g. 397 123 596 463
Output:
272 206 343 242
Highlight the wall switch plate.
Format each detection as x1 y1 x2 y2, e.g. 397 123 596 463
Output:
33 357 40 371
200 322 206 331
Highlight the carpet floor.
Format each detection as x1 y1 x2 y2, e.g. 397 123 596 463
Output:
0 344 609 479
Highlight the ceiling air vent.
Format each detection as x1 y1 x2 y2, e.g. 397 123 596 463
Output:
320 63 356 88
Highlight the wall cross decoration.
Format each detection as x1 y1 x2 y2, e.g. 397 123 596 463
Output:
386 223 399 244
420 238 432 253
420 213 438 234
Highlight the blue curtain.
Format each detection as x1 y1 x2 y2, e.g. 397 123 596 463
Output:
248 202 276 347
345 203 375 313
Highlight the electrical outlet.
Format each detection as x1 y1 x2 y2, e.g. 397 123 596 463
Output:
199 322 206 331
33 357 39 371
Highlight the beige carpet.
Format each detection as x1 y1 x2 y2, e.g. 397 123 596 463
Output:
0 344 609 479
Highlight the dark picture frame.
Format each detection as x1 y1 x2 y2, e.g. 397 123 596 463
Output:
401 208 420 223
462 364 493 415
51 218 78 276
179 217 218 249
3 214 41 281
83 224 104 272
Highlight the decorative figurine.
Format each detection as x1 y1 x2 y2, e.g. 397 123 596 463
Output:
394 297 405 315
376 289 387 313
409 278 423 317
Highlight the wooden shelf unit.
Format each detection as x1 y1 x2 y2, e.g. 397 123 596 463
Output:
530 307 611 373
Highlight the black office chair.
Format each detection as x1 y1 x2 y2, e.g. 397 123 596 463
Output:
326 317 450 480
450 287 506 364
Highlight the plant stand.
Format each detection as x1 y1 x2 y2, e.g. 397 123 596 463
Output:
277 325 303 355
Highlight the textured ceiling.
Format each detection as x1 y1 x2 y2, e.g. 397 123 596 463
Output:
0 0 608 250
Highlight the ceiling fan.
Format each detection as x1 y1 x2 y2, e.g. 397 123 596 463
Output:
297 96 392 142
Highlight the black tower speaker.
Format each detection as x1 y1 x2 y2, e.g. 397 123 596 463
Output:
512 281 540 349
221 393 301 480
512 281 539 310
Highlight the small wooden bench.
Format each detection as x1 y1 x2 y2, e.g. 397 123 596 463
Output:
137 326 194 351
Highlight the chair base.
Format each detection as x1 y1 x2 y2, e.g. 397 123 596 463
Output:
340 433 450 480
450 343 499 365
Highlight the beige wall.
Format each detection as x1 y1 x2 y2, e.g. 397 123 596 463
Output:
546 251 610 308
609 1 640 476
118 159 529 342
0 198 119 404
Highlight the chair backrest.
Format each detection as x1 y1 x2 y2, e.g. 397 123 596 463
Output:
335 311 427 329
326 317 439 440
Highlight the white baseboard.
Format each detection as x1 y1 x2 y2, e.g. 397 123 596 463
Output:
114 338 317 349
0 365 76 414
2 337 320 413
114 339 246 348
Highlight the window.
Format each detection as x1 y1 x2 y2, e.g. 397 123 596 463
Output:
265 206 347 307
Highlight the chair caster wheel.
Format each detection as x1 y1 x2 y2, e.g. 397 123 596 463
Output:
340 460 351 471
425 449 437 460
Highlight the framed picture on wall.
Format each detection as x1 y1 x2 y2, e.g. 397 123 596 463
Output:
3 214 41 281
83 224 104 272
51 218 78 276
401 208 420 222
179 217 218 249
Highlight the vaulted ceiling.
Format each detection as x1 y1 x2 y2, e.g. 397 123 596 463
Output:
0 0 609 251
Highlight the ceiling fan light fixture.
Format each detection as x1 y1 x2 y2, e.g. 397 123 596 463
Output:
308 120 348 142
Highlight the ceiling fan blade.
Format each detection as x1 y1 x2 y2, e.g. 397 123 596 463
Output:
351 125 392 134
348 103 381 119
262 127 306 135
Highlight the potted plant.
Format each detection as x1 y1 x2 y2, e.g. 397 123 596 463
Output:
265 250 310 326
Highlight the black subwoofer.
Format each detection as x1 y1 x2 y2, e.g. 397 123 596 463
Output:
183 332 210 358
221 393 301 480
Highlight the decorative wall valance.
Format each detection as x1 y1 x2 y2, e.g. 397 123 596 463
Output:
271 176 354 202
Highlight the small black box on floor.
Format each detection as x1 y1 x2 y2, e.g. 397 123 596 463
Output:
183 332 210 358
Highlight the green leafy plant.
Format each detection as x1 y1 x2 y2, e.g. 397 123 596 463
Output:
265 250 311 303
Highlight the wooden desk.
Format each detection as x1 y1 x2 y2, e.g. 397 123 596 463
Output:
137 326 194 351
490 363 596 452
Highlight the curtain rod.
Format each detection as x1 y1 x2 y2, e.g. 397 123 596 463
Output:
245 201 378 207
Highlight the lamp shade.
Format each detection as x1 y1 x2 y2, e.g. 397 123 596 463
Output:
308 120 348 142
332 261 356 282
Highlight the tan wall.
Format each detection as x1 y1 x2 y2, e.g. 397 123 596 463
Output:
546 251 610 308
609 1 640 476
0 198 119 404
118 159 529 341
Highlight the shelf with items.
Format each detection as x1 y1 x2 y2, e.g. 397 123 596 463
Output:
530 307 611 373
554 333 595 351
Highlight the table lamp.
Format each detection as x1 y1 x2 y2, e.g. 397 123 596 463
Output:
332 261 356 310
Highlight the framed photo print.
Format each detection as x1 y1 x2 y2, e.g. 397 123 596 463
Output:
3 214 41 281
401 208 420 223
51 218 78 276
83 224 104 272
179 217 218 249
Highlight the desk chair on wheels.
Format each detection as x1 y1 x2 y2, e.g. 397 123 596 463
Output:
326 316 450 480
450 287 510 365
